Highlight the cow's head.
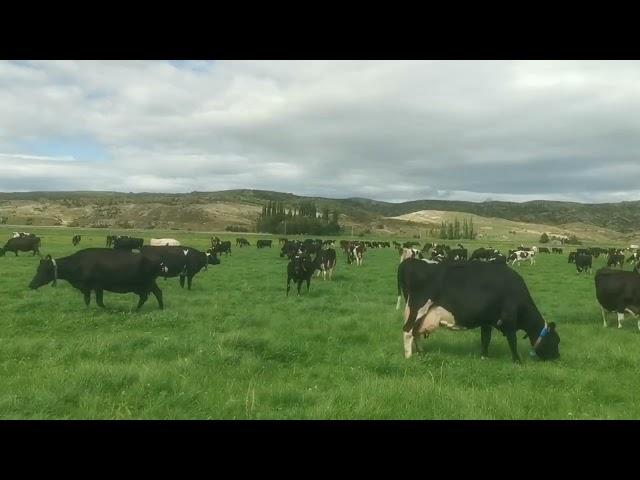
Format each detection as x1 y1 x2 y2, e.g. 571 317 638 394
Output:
528 322 560 361
206 251 221 266
29 255 57 289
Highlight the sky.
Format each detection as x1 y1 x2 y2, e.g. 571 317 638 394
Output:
1 60 639 204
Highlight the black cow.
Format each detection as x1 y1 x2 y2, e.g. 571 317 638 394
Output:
447 248 467 261
281 240 302 259
140 246 220 290
552 247 563 254
236 238 250 247
595 268 640 330
568 252 577 264
257 240 273 249
28 248 167 310
470 248 494 261
539 247 550 254
607 253 625 268
72 235 81 246
0 236 41 257
399 259 560 363
113 237 143 250
286 254 315 296
212 240 231 256
575 253 592 274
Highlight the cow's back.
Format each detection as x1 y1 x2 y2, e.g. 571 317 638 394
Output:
65 248 160 287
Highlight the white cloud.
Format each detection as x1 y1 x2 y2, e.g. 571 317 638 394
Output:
1 60 640 203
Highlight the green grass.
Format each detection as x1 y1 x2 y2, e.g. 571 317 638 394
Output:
0 226 639 419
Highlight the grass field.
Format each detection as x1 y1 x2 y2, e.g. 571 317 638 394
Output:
1 226 639 419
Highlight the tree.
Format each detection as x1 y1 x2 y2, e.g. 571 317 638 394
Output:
539 233 550 243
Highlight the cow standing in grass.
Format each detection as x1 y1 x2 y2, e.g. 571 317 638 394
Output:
72 235 82 246
1 236 41 257
595 268 640 330
286 254 315 296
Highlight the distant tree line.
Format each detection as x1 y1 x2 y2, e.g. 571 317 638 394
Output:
257 200 342 235
427 218 476 240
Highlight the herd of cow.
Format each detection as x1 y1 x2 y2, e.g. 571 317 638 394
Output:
3 230 640 364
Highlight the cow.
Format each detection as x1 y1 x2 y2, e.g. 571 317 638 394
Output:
626 251 640 264
140 245 219 290
538 247 550 254
257 240 273 249
279 238 288 246
575 253 592 274
348 244 365 266
286 254 315 296
552 247 563 254
211 236 221 248
106 235 116 247
113 237 144 250
150 238 181 247
568 252 577 264
281 240 302 259
72 235 82 246
28 248 168 310
316 248 337 280
607 253 625 268
0 236 41 257
595 268 640 330
508 250 536 266
236 238 250 247
212 240 231 256
470 247 495 261
399 247 424 262
399 259 560 363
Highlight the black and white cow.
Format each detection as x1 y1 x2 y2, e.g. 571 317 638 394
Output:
508 250 536 266
213 240 232 256
595 268 640 330
607 253 625 268
140 245 220 290
315 248 337 280
28 248 168 310
11 232 34 239
0 236 41 257
72 235 82 246
399 259 560 363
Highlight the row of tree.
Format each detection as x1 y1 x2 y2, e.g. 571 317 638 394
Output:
257 201 342 235
427 218 477 240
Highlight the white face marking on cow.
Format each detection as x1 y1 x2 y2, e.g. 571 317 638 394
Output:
183 249 189 256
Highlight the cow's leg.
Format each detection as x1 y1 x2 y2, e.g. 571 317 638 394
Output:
403 331 414 358
601 307 608 327
504 328 521 363
187 275 193 290
286 276 291 296
480 324 492 359
95 289 106 308
15 251 18 256
82 289 91 306
151 282 163 309
617 312 625 329
179 275 186 288
136 292 149 311
306 277 311 292
297 280 302 296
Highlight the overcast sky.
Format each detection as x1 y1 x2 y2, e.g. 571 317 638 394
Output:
1 60 639 203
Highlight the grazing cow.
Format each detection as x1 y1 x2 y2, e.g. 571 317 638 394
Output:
150 238 181 247
28 249 168 310
508 250 536 266
575 253 592 274
0 236 41 257
552 247 563 254
72 235 82 247
595 268 640 330
400 260 560 363
607 253 625 268
236 238 250 247
212 240 231 256
140 245 219 290
286 254 315 296
256 240 273 249
538 247 550 254
316 248 337 280
113 237 144 250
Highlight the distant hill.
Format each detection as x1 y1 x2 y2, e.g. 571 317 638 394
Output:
0 190 639 241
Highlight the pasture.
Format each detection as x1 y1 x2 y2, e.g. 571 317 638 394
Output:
1 226 639 419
